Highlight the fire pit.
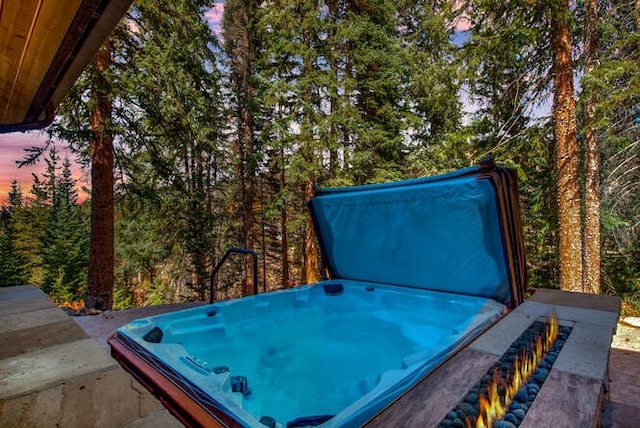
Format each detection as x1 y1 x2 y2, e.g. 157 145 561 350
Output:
440 313 573 427
365 289 620 428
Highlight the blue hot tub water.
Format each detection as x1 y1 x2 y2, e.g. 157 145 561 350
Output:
118 280 506 427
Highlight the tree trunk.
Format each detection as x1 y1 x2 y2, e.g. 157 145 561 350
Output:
303 181 321 284
225 0 257 297
280 147 289 288
552 1 583 292
233 0 256 296
241 115 256 297
583 0 601 294
194 249 209 301
281 207 289 287
86 41 114 310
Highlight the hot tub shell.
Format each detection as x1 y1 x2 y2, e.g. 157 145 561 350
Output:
109 159 527 427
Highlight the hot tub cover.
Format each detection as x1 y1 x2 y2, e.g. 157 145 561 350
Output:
307 159 526 307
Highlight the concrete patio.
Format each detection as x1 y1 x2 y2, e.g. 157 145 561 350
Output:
0 285 183 427
0 284 638 427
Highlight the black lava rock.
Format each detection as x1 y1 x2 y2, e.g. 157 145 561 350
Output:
513 408 526 421
514 389 528 403
503 413 518 425
439 323 573 428
451 418 465 428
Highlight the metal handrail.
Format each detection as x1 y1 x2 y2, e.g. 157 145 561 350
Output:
209 248 259 303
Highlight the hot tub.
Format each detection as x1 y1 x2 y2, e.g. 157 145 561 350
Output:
110 160 527 427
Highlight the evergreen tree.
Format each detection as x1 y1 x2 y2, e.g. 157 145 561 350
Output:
121 0 228 300
335 0 410 184
581 0 601 294
49 0 228 304
224 0 260 295
0 181 28 287
50 35 118 310
460 0 560 287
397 0 461 150
11 195 47 286
41 157 89 303
585 0 640 304
551 0 582 293
256 0 418 284
85 40 116 310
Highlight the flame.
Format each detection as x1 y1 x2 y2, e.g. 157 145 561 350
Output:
474 312 558 427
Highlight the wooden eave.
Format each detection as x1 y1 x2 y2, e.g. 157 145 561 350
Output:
0 0 132 133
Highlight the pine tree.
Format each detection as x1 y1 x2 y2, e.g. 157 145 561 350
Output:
121 0 228 300
581 0 601 294
86 40 116 310
586 0 640 301
551 0 582 292
397 0 461 148
460 0 560 287
224 0 260 295
41 157 89 303
0 181 28 287
50 38 117 310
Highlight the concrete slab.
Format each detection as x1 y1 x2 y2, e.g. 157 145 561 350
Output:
529 288 621 313
608 348 640 408
470 310 541 356
0 338 116 399
521 370 603 428
603 400 640 428
0 384 63 428
0 285 182 427
0 366 170 428
553 321 614 381
366 348 497 427
59 367 158 427
125 410 184 428
512 300 619 330
0 308 69 335
0 297 55 316
0 319 89 360
0 285 46 301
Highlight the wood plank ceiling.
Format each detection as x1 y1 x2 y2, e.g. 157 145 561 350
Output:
0 0 132 133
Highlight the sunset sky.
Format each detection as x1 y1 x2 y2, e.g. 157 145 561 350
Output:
0 132 88 204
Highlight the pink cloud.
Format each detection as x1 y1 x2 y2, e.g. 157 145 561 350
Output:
205 3 224 37
455 17 471 32
451 0 471 32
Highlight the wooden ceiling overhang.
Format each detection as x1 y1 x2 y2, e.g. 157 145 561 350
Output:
0 0 132 133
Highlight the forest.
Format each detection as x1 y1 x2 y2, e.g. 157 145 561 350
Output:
0 0 638 315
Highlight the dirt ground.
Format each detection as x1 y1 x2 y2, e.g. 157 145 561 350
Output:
613 317 640 351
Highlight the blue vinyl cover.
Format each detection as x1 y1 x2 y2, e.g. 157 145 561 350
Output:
307 167 511 304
